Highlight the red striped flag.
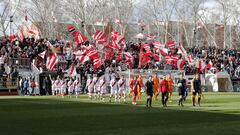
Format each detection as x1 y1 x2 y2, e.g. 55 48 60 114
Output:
166 41 176 51
93 58 103 69
38 50 46 59
74 32 87 44
187 55 193 64
178 44 187 54
46 52 58 70
66 63 77 77
93 30 107 41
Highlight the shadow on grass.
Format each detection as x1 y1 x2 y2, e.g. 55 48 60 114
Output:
0 97 240 135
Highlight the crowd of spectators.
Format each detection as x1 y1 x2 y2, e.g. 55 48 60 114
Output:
0 36 239 88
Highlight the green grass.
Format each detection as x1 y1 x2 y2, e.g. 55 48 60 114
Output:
1 92 240 135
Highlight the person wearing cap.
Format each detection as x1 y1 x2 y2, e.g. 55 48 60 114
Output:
159 76 169 107
145 75 154 107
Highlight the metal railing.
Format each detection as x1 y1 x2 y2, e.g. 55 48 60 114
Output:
0 77 18 89
7 58 31 69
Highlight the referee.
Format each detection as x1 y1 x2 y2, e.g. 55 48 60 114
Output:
145 76 154 107
192 74 202 106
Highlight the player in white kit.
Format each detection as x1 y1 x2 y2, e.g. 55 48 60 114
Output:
49 75 56 96
99 76 107 102
93 75 100 100
60 78 66 98
118 75 127 103
55 77 61 96
67 77 74 98
74 77 81 98
110 75 118 102
86 75 94 99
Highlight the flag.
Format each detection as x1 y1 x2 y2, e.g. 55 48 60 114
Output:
86 48 99 60
142 44 150 52
153 40 165 49
159 47 169 56
93 30 107 40
146 35 156 40
187 55 193 64
93 58 102 69
177 59 186 70
178 44 187 54
9 34 17 42
38 50 46 59
67 25 78 36
196 59 206 72
46 52 58 70
74 50 89 64
111 31 125 45
166 41 176 51
93 30 107 44
74 32 87 44
66 63 77 77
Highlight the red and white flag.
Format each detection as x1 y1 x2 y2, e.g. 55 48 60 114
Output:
178 44 187 54
159 47 169 56
166 41 176 51
93 30 107 40
74 32 87 44
38 50 46 59
187 55 193 64
93 58 103 69
153 40 165 49
142 44 150 52
177 59 186 70
146 35 156 40
74 50 89 64
46 52 58 70
111 31 125 45
196 59 206 71
66 63 77 77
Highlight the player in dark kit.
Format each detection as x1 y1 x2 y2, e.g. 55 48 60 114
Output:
145 76 154 107
191 74 202 106
177 74 187 107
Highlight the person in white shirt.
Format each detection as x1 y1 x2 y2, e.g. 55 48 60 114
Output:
67 77 74 98
55 77 61 96
74 77 81 98
99 76 107 102
118 75 127 103
110 75 118 102
60 78 66 98
86 75 94 99
49 75 56 96
93 75 100 100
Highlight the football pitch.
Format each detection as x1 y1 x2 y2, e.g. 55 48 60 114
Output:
0 92 240 135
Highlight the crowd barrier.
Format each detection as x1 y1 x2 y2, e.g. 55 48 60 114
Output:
7 58 31 69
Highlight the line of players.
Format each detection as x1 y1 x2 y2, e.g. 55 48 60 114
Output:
49 74 127 103
49 75 81 98
48 73 202 107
